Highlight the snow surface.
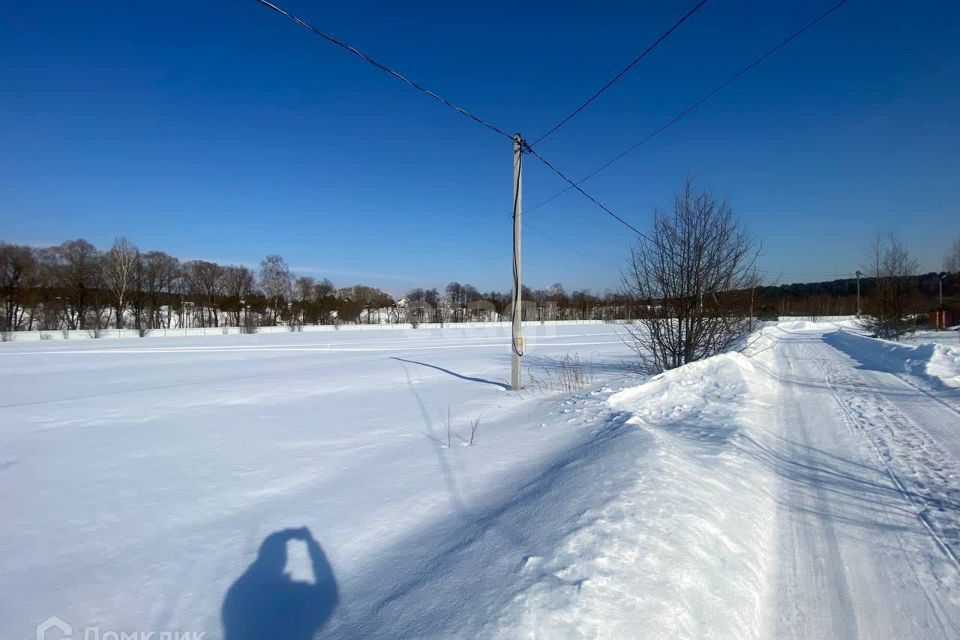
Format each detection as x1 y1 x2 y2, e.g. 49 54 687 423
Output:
4 322 960 639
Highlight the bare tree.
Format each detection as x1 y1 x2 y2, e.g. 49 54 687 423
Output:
313 278 335 299
860 233 918 340
184 260 226 327
292 276 316 325
945 237 960 273
623 179 761 372
142 251 181 328
0 243 40 331
52 239 101 330
313 278 336 324
102 237 139 329
224 266 256 326
259 255 292 325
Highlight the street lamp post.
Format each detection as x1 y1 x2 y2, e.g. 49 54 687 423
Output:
939 272 948 330
855 270 862 319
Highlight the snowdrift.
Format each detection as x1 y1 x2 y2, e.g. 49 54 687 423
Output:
483 353 780 639
824 329 960 389
930 345 960 388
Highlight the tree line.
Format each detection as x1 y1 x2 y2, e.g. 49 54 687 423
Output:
0 238 635 333
0 238 397 332
3 229 956 337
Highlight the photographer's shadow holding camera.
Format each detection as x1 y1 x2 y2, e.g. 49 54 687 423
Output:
222 527 338 640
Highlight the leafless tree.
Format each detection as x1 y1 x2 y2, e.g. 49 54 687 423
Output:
224 265 256 327
0 243 41 331
102 237 139 329
313 278 335 300
313 278 336 324
945 237 960 273
291 276 316 326
184 260 226 327
623 179 761 372
860 233 918 340
52 239 102 329
141 251 181 328
259 255 292 325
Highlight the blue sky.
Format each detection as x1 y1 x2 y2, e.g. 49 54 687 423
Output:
2 0 959 295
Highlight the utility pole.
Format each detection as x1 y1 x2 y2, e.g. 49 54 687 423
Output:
939 272 947 308
855 270 862 319
511 133 524 390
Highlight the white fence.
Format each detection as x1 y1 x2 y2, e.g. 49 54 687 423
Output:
777 315 857 322
0 319 611 342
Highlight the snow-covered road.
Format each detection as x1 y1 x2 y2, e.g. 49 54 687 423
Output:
759 326 960 638
3 322 960 639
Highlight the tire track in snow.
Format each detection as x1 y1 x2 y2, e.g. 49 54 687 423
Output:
812 351 960 637
769 347 860 639
764 333 960 638
812 348 960 575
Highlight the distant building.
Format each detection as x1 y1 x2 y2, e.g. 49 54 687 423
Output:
929 308 955 330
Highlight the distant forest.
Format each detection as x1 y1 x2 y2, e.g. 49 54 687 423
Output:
1 237 957 333
756 272 956 319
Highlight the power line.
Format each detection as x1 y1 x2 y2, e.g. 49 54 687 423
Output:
762 270 855 279
527 140 861 286
523 141 655 242
251 0 514 141
525 0 853 216
530 0 710 147
523 219 621 272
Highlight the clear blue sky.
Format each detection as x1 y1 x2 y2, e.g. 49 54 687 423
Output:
2 0 958 296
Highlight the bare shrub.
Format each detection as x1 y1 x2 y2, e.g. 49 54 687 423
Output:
860 233 919 340
525 353 594 393
623 179 760 373
554 353 593 392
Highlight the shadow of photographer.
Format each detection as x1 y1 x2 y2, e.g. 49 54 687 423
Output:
222 527 338 640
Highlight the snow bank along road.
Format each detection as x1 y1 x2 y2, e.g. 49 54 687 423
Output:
3 322 960 638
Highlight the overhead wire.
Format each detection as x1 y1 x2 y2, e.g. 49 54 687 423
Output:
251 0 514 140
253 0 856 287
523 220 622 272
524 0 853 217
529 0 710 146
522 141 654 243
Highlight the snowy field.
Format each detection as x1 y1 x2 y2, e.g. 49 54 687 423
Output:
3 322 960 639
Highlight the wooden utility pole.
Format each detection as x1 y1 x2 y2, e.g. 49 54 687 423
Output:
511 133 524 390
